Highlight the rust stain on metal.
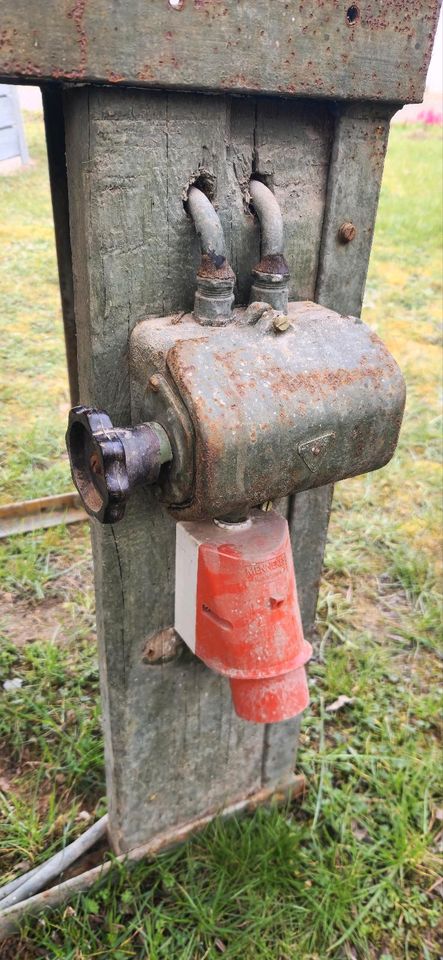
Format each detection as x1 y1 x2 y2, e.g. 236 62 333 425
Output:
254 253 290 277
197 252 235 281
273 357 396 401
220 73 262 91
194 0 228 10
210 350 252 398
137 63 155 82
0 0 439 100
105 71 126 83
2 59 42 76
67 0 88 76
0 28 17 52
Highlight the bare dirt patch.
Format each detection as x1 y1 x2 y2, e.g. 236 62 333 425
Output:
0 595 71 646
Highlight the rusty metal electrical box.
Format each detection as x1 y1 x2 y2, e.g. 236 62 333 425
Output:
67 185 405 527
130 301 405 521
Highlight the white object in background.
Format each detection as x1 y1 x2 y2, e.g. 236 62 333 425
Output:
0 86 29 170
426 7 442 93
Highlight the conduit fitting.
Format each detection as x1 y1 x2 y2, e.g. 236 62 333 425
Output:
187 185 235 325
249 179 290 314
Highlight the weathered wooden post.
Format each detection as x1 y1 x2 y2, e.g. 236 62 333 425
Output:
1 1 439 855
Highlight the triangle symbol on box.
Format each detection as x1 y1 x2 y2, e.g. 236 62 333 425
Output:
298 432 336 473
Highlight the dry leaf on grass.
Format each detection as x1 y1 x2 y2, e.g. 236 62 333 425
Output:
326 695 356 712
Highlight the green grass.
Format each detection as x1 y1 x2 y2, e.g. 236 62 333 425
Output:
0 637 104 872
0 115 442 959
0 112 71 505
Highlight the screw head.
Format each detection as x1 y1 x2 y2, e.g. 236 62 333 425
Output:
149 374 161 392
142 627 183 665
273 314 290 333
338 221 357 244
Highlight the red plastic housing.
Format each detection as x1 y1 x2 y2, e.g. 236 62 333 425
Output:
175 510 312 723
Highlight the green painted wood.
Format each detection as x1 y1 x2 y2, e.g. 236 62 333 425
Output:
1 1 439 103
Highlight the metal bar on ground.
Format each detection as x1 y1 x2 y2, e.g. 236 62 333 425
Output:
0 815 109 911
0 492 87 538
0 777 306 939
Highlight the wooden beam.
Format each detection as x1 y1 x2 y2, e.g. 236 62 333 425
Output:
63 86 336 851
315 102 396 317
268 103 396 781
1 1 439 103
0 492 85 537
62 86 397 854
0 777 306 937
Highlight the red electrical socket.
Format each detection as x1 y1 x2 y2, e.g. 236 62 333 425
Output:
175 509 312 723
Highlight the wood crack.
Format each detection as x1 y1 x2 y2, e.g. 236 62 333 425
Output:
110 525 126 690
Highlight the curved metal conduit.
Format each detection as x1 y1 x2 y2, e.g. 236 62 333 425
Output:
187 186 227 264
187 186 235 325
249 179 290 313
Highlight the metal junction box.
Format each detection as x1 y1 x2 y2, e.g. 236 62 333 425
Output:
130 300 405 520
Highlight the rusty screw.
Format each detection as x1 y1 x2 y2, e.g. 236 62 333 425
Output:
338 221 357 244
273 314 291 333
142 628 184 665
149 374 161 392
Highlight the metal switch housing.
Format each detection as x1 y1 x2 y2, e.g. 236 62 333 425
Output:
130 300 406 520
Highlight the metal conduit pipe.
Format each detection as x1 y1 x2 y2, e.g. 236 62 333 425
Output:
187 186 235 325
0 815 109 911
249 179 290 313
187 186 227 260
249 179 284 256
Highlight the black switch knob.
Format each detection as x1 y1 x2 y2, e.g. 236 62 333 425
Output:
66 406 172 524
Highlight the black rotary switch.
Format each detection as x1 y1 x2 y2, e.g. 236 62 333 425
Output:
66 405 172 523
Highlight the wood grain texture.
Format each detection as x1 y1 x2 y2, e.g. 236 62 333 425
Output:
63 86 336 850
315 103 395 317
63 86 397 851
1 1 439 103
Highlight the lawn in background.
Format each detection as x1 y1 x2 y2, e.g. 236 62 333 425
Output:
0 113 442 959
